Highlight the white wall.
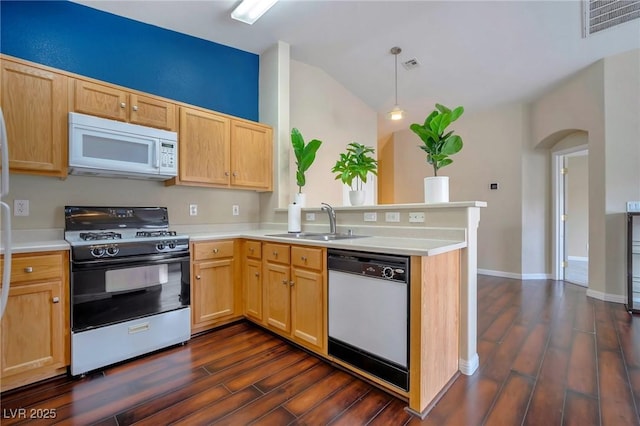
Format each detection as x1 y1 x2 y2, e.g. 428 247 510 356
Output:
289 60 377 207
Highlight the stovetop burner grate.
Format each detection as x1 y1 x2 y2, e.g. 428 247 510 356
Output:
79 231 122 241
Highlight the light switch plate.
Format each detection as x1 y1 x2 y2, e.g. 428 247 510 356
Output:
364 212 377 222
385 212 400 222
409 212 425 223
627 201 640 212
14 200 29 216
189 204 198 216
232 205 240 216
306 213 316 221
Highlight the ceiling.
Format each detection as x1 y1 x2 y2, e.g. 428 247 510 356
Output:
74 0 640 137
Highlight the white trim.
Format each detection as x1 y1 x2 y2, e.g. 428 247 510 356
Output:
459 353 479 376
568 256 589 262
478 269 551 280
586 289 626 304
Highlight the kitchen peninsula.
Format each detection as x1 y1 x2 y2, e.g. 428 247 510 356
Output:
2 201 484 417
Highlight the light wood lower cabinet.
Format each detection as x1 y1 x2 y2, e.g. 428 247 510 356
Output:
191 240 242 334
262 243 326 354
0 251 69 392
242 241 263 323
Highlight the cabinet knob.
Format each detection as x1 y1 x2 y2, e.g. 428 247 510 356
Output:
281 279 288 285
225 171 230 176
255 272 259 277
52 297 60 303
301 256 307 262
24 266 33 273
196 275 201 280
249 247 254 252
120 102 126 108
213 248 219 254
232 171 238 177
132 105 139 112
273 251 278 257
289 280 294 286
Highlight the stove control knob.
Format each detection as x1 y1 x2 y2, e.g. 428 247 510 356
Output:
91 247 105 258
382 266 395 279
106 246 119 256
156 243 165 251
168 242 176 249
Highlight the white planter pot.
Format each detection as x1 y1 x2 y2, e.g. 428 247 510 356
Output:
424 176 449 204
294 192 306 208
349 190 366 206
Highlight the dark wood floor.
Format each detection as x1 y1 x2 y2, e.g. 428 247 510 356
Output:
2 276 640 425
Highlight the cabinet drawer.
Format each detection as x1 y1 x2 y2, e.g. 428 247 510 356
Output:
263 243 290 264
192 240 235 261
291 246 324 271
1 253 64 284
244 240 262 259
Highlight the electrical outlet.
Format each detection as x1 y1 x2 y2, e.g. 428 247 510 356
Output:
409 212 425 223
363 212 377 222
14 200 29 216
306 213 316 221
627 201 640 212
189 204 198 216
232 205 240 216
385 212 400 222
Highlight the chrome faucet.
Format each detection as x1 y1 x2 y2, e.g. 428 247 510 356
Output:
320 203 336 234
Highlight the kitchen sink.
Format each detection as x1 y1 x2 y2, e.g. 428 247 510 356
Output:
266 232 368 241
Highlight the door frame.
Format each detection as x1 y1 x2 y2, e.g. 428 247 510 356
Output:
552 145 588 281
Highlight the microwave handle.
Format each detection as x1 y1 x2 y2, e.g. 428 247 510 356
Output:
154 141 160 169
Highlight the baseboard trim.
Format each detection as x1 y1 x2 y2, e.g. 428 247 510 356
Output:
478 269 552 280
586 289 626 304
459 353 479 376
568 256 589 262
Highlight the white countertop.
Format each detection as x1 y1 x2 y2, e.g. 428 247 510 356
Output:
1 226 466 257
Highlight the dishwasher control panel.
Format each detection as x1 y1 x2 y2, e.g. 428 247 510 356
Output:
328 249 409 283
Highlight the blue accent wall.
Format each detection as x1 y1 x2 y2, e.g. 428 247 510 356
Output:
0 1 259 121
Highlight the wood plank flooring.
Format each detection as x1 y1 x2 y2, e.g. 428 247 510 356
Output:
2 275 640 425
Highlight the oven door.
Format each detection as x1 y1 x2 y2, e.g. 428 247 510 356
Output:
71 254 190 332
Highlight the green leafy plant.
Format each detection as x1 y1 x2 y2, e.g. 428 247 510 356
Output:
291 128 322 193
331 142 378 191
410 103 464 176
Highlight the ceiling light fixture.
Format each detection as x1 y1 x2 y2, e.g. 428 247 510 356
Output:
231 0 278 25
388 46 403 121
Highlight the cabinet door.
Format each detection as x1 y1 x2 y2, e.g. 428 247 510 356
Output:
291 267 324 351
179 107 230 185
1 281 65 378
130 93 177 131
264 262 291 333
230 120 273 191
74 80 127 121
244 258 263 322
1 60 68 176
192 258 235 327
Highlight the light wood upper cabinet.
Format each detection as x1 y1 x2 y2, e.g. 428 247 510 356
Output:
73 80 177 131
230 120 273 191
175 107 230 186
0 58 68 177
0 251 69 392
167 107 273 191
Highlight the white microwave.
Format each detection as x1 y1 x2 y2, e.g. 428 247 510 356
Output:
68 112 178 180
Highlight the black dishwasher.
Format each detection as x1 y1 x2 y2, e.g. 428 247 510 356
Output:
327 249 410 391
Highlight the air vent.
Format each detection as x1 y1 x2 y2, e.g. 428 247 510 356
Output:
402 58 419 70
584 0 640 36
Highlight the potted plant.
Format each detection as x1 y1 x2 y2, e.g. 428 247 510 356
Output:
331 142 378 206
409 103 464 203
291 128 322 207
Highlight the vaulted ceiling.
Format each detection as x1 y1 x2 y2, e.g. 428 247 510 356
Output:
75 0 640 136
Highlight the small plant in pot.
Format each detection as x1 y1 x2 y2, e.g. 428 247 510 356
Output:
410 103 464 203
331 142 378 206
291 128 322 207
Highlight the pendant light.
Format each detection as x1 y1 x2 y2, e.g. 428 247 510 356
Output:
388 46 403 120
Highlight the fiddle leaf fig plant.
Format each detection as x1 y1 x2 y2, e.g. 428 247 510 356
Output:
291 128 322 193
410 103 464 176
331 142 378 191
